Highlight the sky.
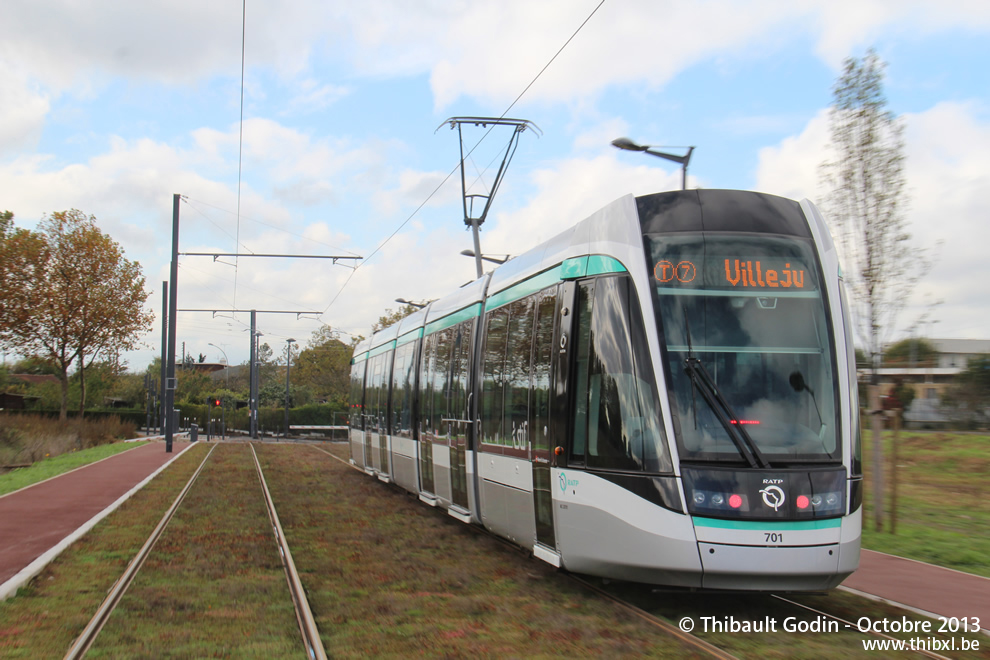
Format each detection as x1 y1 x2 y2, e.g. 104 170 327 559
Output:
3 0 989 372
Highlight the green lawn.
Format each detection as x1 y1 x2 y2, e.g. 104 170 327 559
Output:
0 441 149 497
860 429 989 577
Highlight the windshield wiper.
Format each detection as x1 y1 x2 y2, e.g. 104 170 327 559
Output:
684 357 772 469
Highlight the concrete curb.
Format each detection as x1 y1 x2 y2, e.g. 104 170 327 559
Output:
0 441 195 601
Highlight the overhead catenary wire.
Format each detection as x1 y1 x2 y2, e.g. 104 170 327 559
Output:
234 0 248 310
320 0 608 316
182 196 360 257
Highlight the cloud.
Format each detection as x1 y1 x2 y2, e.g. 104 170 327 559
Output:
6 0 990 115
0 68 49 156
0 0 335 91
282 80 351 116
754 109 830 201
484 153 684 257
755 100 990 340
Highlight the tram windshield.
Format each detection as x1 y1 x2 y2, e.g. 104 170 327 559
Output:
647 233 840 464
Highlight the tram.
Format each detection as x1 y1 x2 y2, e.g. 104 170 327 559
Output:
348 189 861 591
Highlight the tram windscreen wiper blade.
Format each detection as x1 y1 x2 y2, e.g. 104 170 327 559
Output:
683 357 772 469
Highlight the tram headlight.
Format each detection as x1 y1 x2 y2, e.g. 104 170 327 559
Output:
825 493 839 506
693 491 706 504
711 493 724 505
810 494 823 507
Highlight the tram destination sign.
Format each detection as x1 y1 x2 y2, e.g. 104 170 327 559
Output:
654 258 810 290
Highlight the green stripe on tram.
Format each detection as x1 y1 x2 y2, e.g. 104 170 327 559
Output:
424 302 482 336
692 517 842 530
486 266 562 311
368 340 396 358
488 255 628 311
396 327 424 348
386 254 631 341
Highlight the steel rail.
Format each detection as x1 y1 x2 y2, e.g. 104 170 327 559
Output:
311 444 737 659
770 594 952 660
317 443 955 658
564 574 740 660
64 443 218 660
250 443 327 660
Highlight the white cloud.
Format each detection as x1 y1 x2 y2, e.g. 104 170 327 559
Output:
6 0 990 115
755 101 990 340
754 109 830 201
0 68 49 155
484 154 684 256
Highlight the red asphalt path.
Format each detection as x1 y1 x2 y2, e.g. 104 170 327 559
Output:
0 440 190 591
843 549 990 631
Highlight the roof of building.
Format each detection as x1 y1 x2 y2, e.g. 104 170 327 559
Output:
9 374 60 386
930 338 990 355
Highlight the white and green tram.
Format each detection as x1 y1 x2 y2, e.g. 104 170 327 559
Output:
349 189 862 591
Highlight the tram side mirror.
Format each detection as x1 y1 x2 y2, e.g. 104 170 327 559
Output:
789 371 808 393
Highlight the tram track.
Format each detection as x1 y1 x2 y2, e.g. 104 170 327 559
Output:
249 443 327 660
769 594 952 660
312 445 737 658
64 443 219 660
63 442 327 659
313 444 970 658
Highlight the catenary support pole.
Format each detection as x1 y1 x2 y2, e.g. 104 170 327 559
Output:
159 282 167 435
165 194 180 453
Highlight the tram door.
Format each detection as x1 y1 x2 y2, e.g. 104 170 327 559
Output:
531 286 561 550
447 321 473 511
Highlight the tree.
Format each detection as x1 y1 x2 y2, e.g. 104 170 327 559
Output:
883 337 937 367
819 50 933 532
819 49 932 375
0 210 154 419
292 325 354 407
942 355 990 429
372 304 420 333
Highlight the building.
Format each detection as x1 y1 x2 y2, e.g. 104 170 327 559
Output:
870 339 990 428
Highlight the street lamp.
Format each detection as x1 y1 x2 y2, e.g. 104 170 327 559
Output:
284 338 295 440
460 249 509 265
611 137 695 190
395 298 427 309
208 342 229 388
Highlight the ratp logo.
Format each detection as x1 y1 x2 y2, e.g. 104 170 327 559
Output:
559 472 579 494
759 485 786 511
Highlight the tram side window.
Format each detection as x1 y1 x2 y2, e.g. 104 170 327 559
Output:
504 297 536 450
366 352 387 434
530 289 556 454
391 341 417 438
448 320 474 426
430 328 454 443
349 359 366 429
481 309 508 446
570 276 672 474
418 333 437 440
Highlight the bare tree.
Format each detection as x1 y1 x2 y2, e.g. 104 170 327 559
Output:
819 49 932 531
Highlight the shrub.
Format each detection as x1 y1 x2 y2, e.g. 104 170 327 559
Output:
0 413 137 467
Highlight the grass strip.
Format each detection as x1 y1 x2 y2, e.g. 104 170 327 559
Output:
860 431 989 577
0 441 150 496
0 442 209 658
256 443 705 658
88 443 304 659
604 581 987 659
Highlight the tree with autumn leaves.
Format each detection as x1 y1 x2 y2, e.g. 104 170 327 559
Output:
0 209 154 419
